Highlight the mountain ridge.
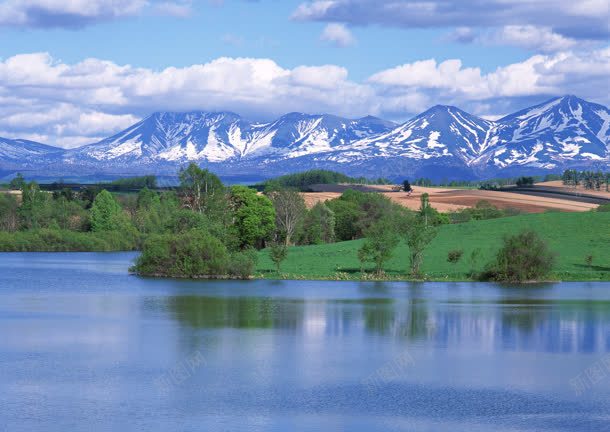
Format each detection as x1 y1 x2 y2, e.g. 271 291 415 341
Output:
1 95 608 181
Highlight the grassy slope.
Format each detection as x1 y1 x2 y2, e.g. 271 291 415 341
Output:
257 211 610 281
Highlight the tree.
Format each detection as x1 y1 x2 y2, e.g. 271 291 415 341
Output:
9 173 26 190
358 217 400 275
269 189 306 245
326 198 362 241
90 190 129 232
402 180 412 193
0 193 19 231
516 176 534 187
134 187 163 234
269 243 288 273
18 181 50 229
179 163 227 217
301 202 335 244
400 212 437 278
482 230 556 282
229 185 276 249
419 193 432 227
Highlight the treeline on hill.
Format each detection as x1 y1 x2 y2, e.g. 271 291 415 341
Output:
409 174 563 189
6 173 159 192
258 169 390 192
562 170 610 191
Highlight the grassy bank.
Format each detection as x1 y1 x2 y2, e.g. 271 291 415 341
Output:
256 211 610 281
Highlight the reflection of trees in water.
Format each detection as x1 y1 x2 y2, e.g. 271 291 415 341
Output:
165 291 610 353
168 295 304 330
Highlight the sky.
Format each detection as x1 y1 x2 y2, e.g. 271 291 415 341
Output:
0 0 609 148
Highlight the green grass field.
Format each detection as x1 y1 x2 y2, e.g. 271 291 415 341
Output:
257 211 610 281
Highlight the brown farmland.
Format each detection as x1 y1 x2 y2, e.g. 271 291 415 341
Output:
302 184 600 213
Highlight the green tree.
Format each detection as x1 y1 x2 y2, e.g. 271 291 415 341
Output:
9 173 26 190
19 181 50 229
134 187 163 234
230 185 276 249
357 217 400 275
90 190 129 232
269 243 288 273
400 212 438 278
0 193 19 231
301 202 335 244
326 198 363 241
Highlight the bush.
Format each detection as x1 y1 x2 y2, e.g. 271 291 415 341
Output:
447 249 464 263
481 230 556 282
133 230 230 278
229 249 258 279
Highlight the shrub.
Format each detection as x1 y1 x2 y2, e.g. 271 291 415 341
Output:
133 230 230 278
481 230 556 282
229 249 258 279
447 249 464 264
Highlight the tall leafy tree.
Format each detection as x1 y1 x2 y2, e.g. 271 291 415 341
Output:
301 202 335 244
90 190 128 232
229 185 276 249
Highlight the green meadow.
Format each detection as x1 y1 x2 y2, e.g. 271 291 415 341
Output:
257 211 610 281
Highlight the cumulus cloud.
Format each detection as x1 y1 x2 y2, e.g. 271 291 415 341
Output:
293 0 610 49
320 23 355 47
0 49 608 147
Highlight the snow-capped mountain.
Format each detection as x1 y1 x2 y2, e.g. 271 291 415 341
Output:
64 111 396 166
0 137 64 165
487 95 610 172
1 96 608 181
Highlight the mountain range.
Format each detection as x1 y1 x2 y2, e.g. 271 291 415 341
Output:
1 95 608 181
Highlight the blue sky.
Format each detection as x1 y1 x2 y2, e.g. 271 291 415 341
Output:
0 0 608 147
4 1 528 79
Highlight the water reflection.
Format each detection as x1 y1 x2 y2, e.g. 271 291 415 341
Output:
164 290 610 353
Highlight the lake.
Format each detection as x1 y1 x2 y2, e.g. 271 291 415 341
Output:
1 253 609 431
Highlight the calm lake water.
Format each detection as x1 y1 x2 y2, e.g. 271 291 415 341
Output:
1 253 609 432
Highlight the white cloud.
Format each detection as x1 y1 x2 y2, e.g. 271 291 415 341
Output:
320 23 355 47
0 49 608 147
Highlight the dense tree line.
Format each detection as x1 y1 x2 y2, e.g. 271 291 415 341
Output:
562 170 609 191
259 169 390 192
